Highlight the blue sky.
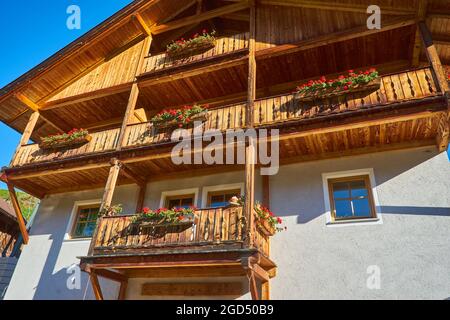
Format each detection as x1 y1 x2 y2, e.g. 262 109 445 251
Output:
0 0 132 188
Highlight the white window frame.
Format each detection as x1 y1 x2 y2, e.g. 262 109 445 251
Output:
322 168 382 227
64 199 102 241
159 188 199 208
201 183 244 208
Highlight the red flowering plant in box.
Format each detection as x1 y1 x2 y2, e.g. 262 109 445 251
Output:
40 128 91 149
295 68 379 98
150 104 207 129
254 202 285 235
166 29 216 60
131 206 197 225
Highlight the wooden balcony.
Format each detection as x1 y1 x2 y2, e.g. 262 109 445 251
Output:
10 67 443 170
88 206 269 257
79 206 275 299
141 33 249 76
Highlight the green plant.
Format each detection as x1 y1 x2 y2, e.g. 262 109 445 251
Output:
131 206 197 224
41 128 89 146
99 204 123 217
166 29 216 56
296 68 379 96
150 104 206 128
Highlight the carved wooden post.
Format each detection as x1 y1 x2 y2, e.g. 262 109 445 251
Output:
117 35 153 150
100 159 121 212
244 0 257 247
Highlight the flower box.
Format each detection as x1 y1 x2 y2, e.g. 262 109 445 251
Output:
296 78 380 102
256 218 276 237
166 30 216 61
39 129 91 150
153 111 208 130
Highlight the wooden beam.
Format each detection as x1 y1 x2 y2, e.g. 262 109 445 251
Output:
436 113 449 152
93 268 127 283
141 282 243 296
411 1 428 67
262 175 270 208
247 270 259 300
256 16 417 60
117 36 153 150
244 1 256 249
11 111 40 163
432 34 450 46
132 13 152 36
6 183 29 244
118 280 128 300
15 93 64 132
89 271 104 300
419 21 450 93
135 184 147 213
100 159 121 212
150 1 250 35
6 109 29 125
251 264 269 282
222 12 249 21
120 163 146 186
261 281 270 300
259 0 415 15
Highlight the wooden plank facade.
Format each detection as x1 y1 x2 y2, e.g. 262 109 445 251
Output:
1 0 449 300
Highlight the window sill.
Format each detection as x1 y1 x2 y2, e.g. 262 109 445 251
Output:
326 217 381 227
63 236 93 242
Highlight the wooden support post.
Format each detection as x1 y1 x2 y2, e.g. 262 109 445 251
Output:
6 183 29 244
261 281 270 300
135 184 147 213
100 159 121 212
262 175 270 208
118 280 128 300
411 1 428 67
11 111 40 165
117 35 153 150
247 270 260 300
419 21 450 94
89 271 104 300
244 0 257 247
436 114 449 152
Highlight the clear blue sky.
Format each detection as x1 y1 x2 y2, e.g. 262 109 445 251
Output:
0 0 132 188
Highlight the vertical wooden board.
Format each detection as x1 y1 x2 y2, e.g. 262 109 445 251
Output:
102 218 114 247
228 207 237 241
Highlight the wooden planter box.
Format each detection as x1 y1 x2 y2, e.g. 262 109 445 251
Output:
296 78 381 102
167 40 215 60
152 111 209 130
136 216 197 233
256 219 276 237
39 135 92 150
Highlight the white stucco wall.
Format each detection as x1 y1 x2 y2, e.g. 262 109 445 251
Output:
4 146 450 300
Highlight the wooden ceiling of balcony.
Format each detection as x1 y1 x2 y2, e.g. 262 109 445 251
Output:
1 0 450 141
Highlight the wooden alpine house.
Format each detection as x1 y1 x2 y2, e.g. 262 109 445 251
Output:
1 0 449 300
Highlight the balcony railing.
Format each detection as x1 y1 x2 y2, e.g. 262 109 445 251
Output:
89 206 270 257
10 67 439 168
141 32 249 75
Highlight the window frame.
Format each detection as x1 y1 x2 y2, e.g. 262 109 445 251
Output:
207 189 242 208
322 169 382 227
70 204 101 239
160 188 199 209
201 183 244 208
165 193 196 209
327 175 376 221
64 199 102 241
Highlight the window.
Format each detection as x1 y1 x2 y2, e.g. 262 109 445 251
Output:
328 175 376 221
71 205 100 238
165 194 195 209
207 189 241 208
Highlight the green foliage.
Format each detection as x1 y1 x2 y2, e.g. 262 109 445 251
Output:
0 189 38 221
41 128 89 147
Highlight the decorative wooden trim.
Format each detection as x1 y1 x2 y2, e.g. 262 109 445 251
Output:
436 113 449 152
141 282 243 296
6 183 29 244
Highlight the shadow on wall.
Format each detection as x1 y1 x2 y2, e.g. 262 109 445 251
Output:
270 148 450 224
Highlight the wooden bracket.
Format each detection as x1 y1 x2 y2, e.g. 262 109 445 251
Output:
436 113 450 152
6 181 29 244
89 270 104 300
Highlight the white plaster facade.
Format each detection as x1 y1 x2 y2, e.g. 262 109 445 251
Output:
5 146 450 300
